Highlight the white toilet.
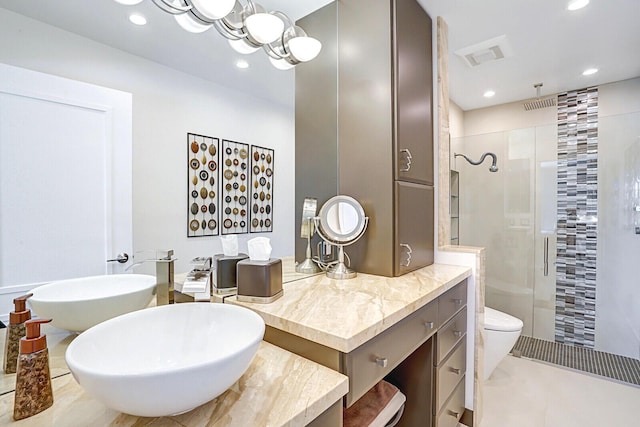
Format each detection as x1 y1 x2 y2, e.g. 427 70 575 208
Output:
483 307 523 380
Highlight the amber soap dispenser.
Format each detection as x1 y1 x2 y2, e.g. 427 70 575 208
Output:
14 318 54 420
3 293 32 374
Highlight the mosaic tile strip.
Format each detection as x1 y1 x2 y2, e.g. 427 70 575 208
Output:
513 336 640 387
555 87 599 348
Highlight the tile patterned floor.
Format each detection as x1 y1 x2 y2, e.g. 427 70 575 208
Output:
512 335 640 386
481 355 640 427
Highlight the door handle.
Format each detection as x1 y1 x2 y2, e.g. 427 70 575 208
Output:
107 253 129 264
400 244 412 267
543 237 549 277
399 148 412 172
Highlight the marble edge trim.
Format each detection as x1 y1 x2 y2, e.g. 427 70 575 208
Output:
232 268 472 353
439 245 485 255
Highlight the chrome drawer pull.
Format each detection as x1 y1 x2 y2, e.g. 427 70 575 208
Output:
399 243 412 267
453 298 463 305
447 410 460 418
375 357 388 368
399 148 412 172
449 367 461 375
453 330 463 338
424 321 434 329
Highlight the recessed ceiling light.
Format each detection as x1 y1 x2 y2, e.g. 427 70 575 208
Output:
129 14 147 26
483 90 496 98
236 59 249 69
582 68 598 76
567 0 589 11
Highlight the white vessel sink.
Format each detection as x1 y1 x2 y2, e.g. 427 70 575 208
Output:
65 303 265 417
29 274 156 331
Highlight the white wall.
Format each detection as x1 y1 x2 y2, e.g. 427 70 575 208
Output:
0 9 295 314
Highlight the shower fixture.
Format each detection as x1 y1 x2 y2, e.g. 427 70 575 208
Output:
523 83 557 111
454 152 499 172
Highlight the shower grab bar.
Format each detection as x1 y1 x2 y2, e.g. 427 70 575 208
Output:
543 237 549 277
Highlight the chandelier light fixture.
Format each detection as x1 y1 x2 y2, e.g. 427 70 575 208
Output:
117 0 322 69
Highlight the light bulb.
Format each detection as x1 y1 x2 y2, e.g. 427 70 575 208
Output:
483 90 495 98
245 13 284 44
129 14 147 26
269 57 295 70
582 68 598 76
174 12 212 33
567 0 589 11
114 0 144 5
236 59 249 69
288 36 322 62
190 0 235 20
228 39 260 54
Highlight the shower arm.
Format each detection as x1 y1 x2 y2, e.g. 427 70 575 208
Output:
454 152 499 172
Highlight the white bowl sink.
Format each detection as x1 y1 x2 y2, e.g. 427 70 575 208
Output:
65 303 265 417
29 274 156 332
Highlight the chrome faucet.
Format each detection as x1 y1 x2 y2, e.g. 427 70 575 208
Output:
125 250 176 305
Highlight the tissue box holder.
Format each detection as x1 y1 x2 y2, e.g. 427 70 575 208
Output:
236 258 283 303
213 253 248 294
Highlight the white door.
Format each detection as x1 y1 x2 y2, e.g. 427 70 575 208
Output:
0 63 132 293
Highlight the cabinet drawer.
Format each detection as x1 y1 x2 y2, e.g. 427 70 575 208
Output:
436 308 467 364
438 281 467 326
434 376 465 427
342 300 438 407
434 340 466 413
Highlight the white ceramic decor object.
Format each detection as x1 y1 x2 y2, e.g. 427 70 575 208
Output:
29 274 156 332
65 303 265 417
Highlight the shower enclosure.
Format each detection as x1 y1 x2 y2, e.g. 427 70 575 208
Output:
451 110 640 363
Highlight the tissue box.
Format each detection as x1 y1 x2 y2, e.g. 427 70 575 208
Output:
213 253 248 294
236 258 283 303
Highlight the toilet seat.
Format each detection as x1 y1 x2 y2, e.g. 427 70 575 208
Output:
484 307 523 332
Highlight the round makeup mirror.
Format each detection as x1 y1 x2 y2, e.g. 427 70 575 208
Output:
315 195 368 279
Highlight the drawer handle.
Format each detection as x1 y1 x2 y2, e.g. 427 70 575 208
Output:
449 367 461 375
447 410 460 418
375 357 388 368
424 321 434 329
399 148 412 172
399 244 412 267
453 298 463 305
453 330 463 338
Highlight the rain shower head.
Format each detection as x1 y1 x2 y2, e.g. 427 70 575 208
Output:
523 83 557 111
455 152 499 172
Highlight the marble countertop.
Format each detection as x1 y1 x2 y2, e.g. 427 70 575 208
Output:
0 341 348 426
229 263 472 353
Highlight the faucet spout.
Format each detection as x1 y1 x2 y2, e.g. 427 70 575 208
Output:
125 250 176 305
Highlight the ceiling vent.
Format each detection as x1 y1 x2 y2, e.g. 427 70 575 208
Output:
454 35 513 68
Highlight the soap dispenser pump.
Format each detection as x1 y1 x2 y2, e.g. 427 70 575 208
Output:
3 293 32 374
14 318 54 421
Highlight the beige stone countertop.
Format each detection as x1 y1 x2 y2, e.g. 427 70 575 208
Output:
0 341 348 426
229 263 472 353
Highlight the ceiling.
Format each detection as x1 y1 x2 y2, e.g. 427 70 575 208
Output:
1 0 638 111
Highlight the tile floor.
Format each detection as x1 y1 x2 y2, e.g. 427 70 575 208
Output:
480 355 640 427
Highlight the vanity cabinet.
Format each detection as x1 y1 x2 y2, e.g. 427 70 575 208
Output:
295 0 434 277
260 279 468 427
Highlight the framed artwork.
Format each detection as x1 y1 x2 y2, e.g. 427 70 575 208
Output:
220 139 250 235
187 133 219 237
250 145 274 233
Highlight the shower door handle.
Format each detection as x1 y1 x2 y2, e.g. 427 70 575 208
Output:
543 237 549 277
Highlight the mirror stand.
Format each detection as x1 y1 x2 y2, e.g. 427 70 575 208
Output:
315 216 369 280
296 219 321 274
